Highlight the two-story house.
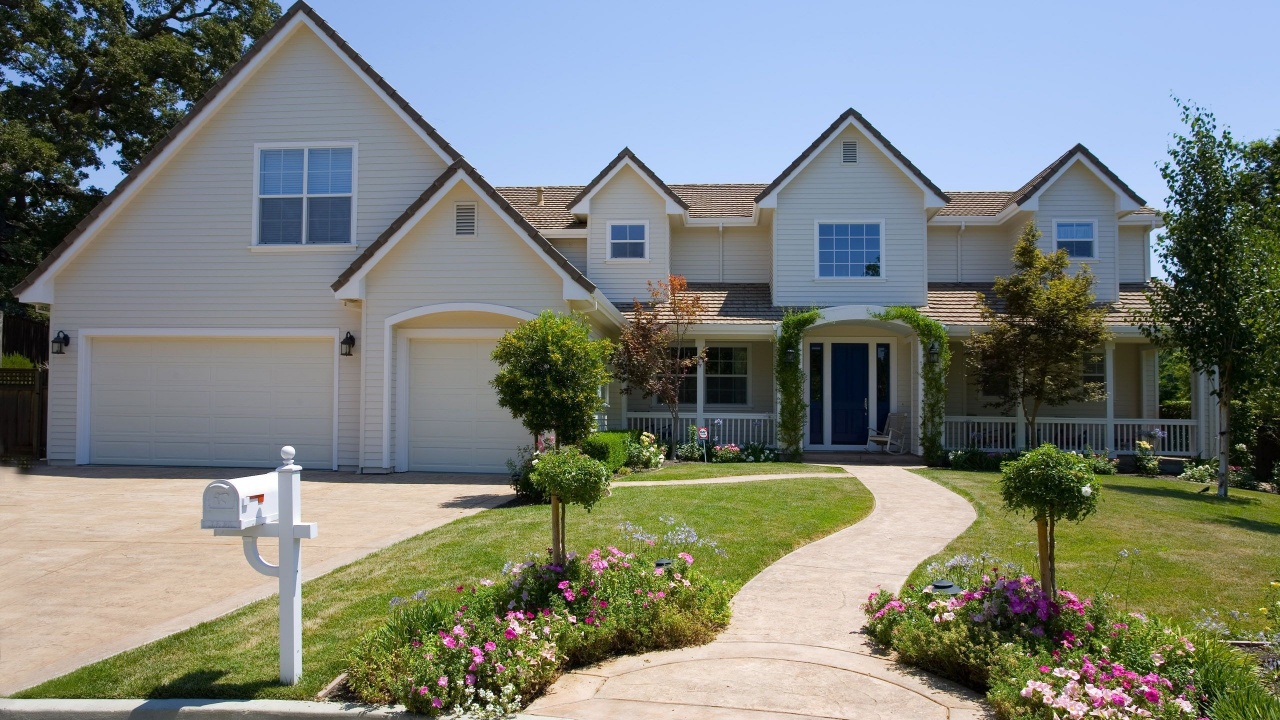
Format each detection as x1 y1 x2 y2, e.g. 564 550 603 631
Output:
13 3 1214 473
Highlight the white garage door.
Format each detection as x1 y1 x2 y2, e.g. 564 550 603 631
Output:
89 337 334 467
406 339 528 473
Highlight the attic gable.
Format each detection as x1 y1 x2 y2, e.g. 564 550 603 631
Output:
1011 144 1146 213
568 148 688 216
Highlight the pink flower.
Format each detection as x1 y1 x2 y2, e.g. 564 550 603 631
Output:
504 628 517 640
484 641 497 652
465 673 475 686
678 552 694 565
431 698 442 709
442 636 458 649
452 624 466 636
496 663 505 672
437 676 448 687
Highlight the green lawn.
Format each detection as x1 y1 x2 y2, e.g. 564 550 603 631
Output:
16 476 872 701
911 469 1280 628
620 461 845 482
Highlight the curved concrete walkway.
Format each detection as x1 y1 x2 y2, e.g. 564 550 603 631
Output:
525 465 989 720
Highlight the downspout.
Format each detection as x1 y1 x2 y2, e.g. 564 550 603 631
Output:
718 222 725 283
956 222 966 282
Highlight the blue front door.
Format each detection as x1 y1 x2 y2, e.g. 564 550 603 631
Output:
831 343 869 445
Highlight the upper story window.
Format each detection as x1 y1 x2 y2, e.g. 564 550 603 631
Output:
817 222 882 278
608 222 648 260
257 145 355 245
1055 221 1095 259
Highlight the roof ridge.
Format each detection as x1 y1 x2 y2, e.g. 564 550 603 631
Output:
566 148 690 211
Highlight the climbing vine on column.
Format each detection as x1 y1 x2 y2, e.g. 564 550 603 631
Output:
872 306 951 466
776 308 822 460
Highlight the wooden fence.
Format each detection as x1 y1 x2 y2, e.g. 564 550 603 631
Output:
0 368 47 459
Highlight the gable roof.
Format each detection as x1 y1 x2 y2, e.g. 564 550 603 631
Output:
497 182 767 230
332 159 595 294
566 148 689 215
1011 143 1146 208
13 1 462 300
754 108 950 207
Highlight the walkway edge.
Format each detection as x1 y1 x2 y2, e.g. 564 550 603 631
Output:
0 698 408 719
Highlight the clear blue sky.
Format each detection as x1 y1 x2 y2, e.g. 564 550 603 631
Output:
88 0 1280 253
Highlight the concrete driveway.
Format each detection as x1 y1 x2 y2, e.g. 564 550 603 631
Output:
0 464 513 695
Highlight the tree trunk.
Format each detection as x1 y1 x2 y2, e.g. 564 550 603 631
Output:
550 495 562 565
1036 515 1054 596
669 406 682 460
1218 381 1231 498
560 502 567 562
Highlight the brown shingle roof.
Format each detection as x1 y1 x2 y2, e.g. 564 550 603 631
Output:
921 282 1152 326
935 191 1015 217
13 1 463 297
493 186 586 230
618 283 782 325
497 183 769 230
668 184 767 218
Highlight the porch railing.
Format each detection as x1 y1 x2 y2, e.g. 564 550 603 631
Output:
943 417 1199 457
625 412 777 448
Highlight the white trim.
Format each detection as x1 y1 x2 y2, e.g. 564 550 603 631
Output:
542 228 588 239
17 14 452 304
686 324 779 339
569 158 684 215
74 327 341 470
682 215 758 228
380 303 537 469
1017 154 1142 214
248 244 358 253
333 172 592 303
813 219 886 280
605 220 650 261
928 204 1025 226
252 142 358 247
1052 218 1099 260
757 117 949 209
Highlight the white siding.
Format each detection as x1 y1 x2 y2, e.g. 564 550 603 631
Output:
927 224 1020 282
670 224 771 283
46 27 448 467
550 238 587 273
1118 225 1149 283
586 166 670 304
361 182 571 468
1033 163 1119 302
773 125 928 307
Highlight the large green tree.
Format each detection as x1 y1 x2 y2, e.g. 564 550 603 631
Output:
0 0 281 311
967 223 1112 437
1142 101 1280 496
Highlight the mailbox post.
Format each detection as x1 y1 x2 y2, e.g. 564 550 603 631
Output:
201 446 317 685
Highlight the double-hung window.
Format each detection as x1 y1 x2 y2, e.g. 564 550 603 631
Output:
1082 349 1106 386
1055 221 1095 259
257 145 355 245
705 347 748 405
608 222 647 259
817 222 882 278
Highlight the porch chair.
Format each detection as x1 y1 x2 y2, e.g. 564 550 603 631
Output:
869 412 909 454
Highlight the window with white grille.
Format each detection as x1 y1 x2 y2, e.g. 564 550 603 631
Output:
455 203 477 236
256 145 355 245
842 140 858 164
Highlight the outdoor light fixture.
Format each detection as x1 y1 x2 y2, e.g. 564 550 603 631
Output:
655 558 673 571
926 340 941 365
928 578 964 596
785 347 797 364
51 331 70 355
340 332 356 357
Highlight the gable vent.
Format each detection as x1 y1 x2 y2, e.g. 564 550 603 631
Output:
842 140 858 164
455 203 477 236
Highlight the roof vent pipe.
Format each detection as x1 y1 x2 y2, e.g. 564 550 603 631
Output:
535 187 545 206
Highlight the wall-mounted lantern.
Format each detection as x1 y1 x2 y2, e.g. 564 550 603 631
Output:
340 332 356 357
785 347 797 365
926 340 941 365
51 331 70 355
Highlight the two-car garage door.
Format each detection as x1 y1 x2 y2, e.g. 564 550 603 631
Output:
89 338 334 468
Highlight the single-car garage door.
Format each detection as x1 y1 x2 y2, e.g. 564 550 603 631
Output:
406 338 528 473
89 337 334 467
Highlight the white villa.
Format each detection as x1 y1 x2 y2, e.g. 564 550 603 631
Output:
13 2 1215 473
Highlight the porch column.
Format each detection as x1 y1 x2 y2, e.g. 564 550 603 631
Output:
1016 399 1028 450
1105 341 1116 457
1140 349 1158 419
695 337 706 433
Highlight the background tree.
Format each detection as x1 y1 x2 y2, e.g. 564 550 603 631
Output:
1142 101 1280 496
612 275 706 458
491 310 613 561
967 223 1111 438
0 0 281 312
1000 444 1100 597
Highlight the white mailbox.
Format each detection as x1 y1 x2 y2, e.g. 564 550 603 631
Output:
200 473 279 530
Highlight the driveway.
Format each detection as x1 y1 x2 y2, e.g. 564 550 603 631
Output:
0 464 513 695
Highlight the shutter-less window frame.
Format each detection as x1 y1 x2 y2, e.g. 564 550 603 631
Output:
455 202 477 236
841 140 859 164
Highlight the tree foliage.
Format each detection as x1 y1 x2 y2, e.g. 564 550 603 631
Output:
967 223 1112 434
611 275 706 457
1142 100 1280 496
874 306 950 465
490 310 613 447
0 0 282 311
999 444 1100 596
528 445 610 563
775 308 821 461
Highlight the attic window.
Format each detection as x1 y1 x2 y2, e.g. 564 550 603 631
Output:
841 141 858 164
455 203 477 236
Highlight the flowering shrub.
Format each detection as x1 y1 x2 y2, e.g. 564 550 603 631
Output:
506 445 545 501
625 432 664 470
1000 652 1199 719
949 447 1020 472
1178 461 1218 486
1136 440 1160 477
1079 446 1119 475
347 547 731 716
711 443 743 462
740 442 780 463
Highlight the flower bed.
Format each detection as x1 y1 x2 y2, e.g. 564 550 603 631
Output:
863 555 1280 719
347 546 730 717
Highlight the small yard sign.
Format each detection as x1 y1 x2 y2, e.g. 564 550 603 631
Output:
698 427 708 440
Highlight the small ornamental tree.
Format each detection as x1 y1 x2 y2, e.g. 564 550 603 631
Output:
999 444 1100 596
491 311 613 563
776 308 821 460
967 223 1112 437
528 446 610 563
612 275 706 458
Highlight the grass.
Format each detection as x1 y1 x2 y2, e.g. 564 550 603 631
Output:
16 476 872 701
620 461 845 482
911 469 1280 629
